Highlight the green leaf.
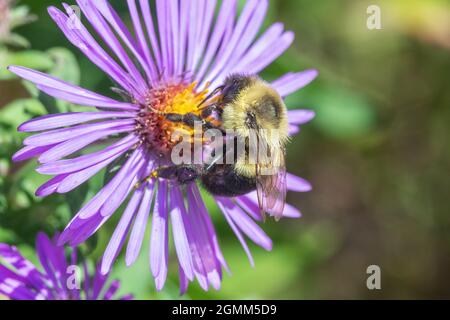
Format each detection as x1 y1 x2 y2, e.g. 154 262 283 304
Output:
211 246 300 299
312 87 376 139
9 6 36 30
4 50 53 69
66 182 90 215
103 154 128 186
19 47 81 113
47 47 80 85
41 47 81 112
0 228 15 243
0 98 46 128
2 33 31 48
0 49 53 80
109 236 155 300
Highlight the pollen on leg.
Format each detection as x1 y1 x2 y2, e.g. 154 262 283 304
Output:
136 82 219 157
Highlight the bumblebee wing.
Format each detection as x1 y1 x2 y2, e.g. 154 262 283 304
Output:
256 152 287 221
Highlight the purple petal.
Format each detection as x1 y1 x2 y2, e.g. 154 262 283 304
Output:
127 0 158 83
12 145 55 162
185 1 201 76
90 265 108 300
289 124 301 136
243 31 294 75
77 1 150 92
24 119 135 147
195 0 237 82
0 244 49 294
37 84 138 110
169 183 194 281
202 0 267 87
176 0 188 77
188 0 218 76
36 174 69 197
217 199 255 267
38 125 134 164
37 135 138 175
167 0 181 77
65 213 109 247
149 180 168 291
287 173 313 192
217 198 272 251
126 182 156 267
47 6 144 99
18 112 134 133
185 184 223 291
99 159 145 217
102 280 120 300
100 188 144 275
76 147 144 220
272 70 319 97
149 181 167 277
178 264 189 296
0 268 43 300
239 192 302 219
139 0 162 71
8 66 138 110
220 1 276 82
35 233 68 298
287 110 316 125
231 23 284 71
188 185 225 288
155 0 171 78
235 196 262 221
55 149 127 194
196 199 229 272
203 1 268 88
283 203 302 219
187 0 217 74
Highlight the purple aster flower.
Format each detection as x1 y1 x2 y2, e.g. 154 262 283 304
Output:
0 233 132 300
9 0 317 293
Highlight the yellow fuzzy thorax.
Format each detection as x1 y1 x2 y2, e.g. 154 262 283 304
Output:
221 80 289 178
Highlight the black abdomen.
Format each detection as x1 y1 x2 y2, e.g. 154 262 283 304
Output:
201 164 256 197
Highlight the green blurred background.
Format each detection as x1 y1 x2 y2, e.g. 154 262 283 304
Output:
1 0 449 299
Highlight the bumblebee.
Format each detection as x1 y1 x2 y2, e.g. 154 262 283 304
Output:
154 74 289 220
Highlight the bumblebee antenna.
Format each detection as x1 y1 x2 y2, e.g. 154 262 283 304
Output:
196 86 224 110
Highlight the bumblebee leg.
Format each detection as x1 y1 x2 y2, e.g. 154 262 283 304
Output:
165 112 221 131
151 164 202 184
201 104 223 118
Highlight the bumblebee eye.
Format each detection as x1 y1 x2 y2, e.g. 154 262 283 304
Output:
258 96 280 120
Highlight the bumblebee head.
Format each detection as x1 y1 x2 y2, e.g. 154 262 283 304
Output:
221 75 289 145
